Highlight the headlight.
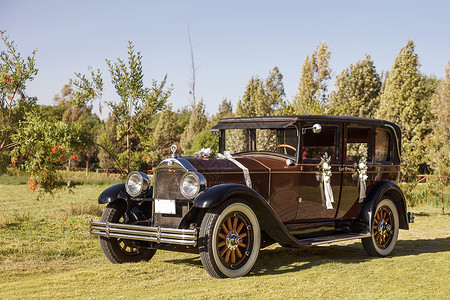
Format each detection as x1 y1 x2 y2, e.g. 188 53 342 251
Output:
125 171 150 197
180 172 205 198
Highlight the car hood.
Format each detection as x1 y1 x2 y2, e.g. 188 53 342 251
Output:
182 154 289 174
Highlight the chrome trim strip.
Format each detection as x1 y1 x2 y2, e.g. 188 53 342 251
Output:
90 220 197 246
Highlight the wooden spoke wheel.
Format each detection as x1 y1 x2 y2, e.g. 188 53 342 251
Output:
216 212 252 269
362 197 399 257
199 198 261 278
99 201 156 263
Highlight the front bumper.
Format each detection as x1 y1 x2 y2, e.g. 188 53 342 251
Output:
89 220 197 246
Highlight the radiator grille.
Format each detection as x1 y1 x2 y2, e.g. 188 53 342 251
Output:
154 169 186 200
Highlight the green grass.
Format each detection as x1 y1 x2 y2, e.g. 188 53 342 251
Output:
0 183 449 299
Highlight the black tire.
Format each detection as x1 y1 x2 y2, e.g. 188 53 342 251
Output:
199 198 261 278
362 197 399 257
99 201 156 263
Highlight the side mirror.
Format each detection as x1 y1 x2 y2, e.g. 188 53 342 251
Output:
312 124 322 134
302 123 322 134
286 158 295 167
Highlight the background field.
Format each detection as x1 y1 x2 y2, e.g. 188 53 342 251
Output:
0 179 449 299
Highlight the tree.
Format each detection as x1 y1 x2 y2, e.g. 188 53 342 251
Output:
426 62 450 214
328 54 381 117
53 83 101 173
236 77 259 117
292 41 332 115
0 30 38 170
151 106 178 163
72 42 172 172
214 97 233 120
180 100 207 153
376 40 430 179
11 112 85 196
236 67 285 117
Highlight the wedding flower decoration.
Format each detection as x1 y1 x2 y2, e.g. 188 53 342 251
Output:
353 156 368 202
318 152 334 209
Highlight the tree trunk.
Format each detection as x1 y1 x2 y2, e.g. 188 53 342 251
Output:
85 159 89 177
67 157 71 172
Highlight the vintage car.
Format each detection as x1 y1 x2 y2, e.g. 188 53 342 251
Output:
90 115 414 278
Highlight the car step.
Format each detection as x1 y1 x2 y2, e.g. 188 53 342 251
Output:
297 233 371 246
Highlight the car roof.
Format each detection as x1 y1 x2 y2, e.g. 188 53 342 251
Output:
212 115 400 132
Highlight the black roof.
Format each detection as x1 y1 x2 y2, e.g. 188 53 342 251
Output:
212 115 400 132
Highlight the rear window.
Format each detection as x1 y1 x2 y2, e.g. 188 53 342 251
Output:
346 126 371 162
375 129 391 162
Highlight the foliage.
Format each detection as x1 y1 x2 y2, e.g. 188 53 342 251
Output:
180 100 207 153
292 41 332 115
0 30 38 156
425 62 450 213
72 41 172 172
150 106 178 163
10 112 85 195
184 129 219 156
236 67 285 117
328 54 381 117
376 40 431 180
214 97 233 120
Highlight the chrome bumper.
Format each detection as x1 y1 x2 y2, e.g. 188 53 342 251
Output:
89 220 197 246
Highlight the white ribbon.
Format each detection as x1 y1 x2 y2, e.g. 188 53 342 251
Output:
218 151 252 188
358 165 368 202
323 173 334 209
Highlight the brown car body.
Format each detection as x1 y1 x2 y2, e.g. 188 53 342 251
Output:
90 115 413 278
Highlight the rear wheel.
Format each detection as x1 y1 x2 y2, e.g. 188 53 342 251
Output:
99 201 156 263
199 198 261 278
362 197 399 257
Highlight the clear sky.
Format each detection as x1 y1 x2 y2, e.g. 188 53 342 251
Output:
1 0 449 117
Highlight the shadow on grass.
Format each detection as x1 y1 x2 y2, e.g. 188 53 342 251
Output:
163 237 450 276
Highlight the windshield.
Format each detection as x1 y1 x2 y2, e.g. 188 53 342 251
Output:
223 127 298 158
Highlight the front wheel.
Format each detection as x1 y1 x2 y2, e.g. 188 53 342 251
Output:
199 198 261 278
362 197 399 257
99 201 156 263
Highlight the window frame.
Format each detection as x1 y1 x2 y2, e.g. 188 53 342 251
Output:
344 125 373 163
300 122 341 163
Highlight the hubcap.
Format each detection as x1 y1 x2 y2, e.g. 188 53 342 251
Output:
226 230 243 250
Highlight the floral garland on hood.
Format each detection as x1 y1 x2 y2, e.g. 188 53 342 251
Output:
318 153 334 209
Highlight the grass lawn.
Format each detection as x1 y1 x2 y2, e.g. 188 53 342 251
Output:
0 182 449 299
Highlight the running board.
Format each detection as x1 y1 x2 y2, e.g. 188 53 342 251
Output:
297 233 371 246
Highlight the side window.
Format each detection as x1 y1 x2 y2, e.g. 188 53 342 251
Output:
302 125 338 161
375 129 391 162
346 126 371 162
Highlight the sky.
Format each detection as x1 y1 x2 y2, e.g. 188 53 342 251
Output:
1 0 449 117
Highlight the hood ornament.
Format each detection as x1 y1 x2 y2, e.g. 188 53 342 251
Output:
171 144 178 158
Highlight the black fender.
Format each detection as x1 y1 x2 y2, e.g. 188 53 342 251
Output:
98 183 128 204
358 181 408 230
193 184 310 247
98 183 153 204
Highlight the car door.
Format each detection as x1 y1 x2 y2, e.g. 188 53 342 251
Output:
295 123 342 221
336 124 373 219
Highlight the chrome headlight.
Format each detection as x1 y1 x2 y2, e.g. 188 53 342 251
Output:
125 171 150 197
180 172 206 198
